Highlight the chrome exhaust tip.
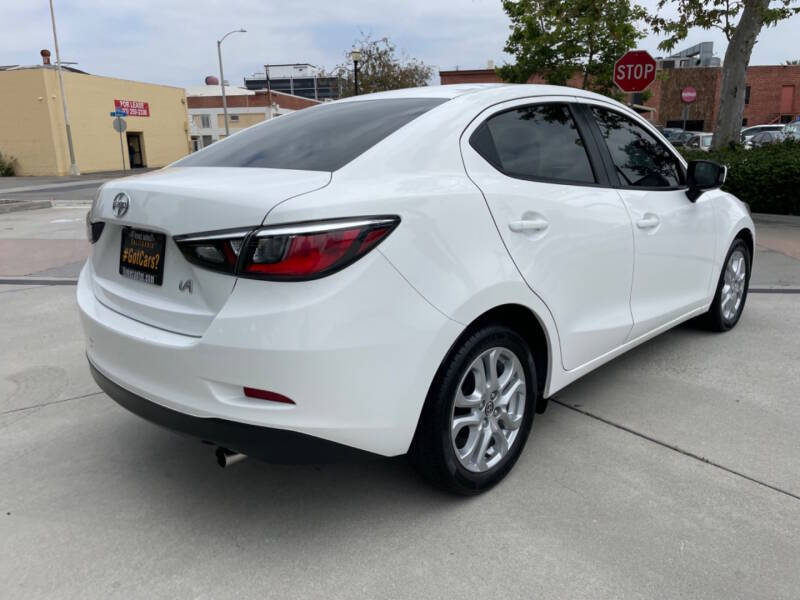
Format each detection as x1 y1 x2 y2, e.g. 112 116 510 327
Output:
215 447 247 468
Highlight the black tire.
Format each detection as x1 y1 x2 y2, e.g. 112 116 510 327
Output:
703 238 751 332
409 324 537 495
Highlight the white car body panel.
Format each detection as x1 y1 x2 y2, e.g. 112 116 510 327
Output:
78 83 755 457
460 96 635 370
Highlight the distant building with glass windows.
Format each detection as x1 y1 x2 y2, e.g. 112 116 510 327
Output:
243 64 343 101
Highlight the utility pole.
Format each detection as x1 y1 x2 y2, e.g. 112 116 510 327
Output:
49 0 79 175
264 64 273 120
217 28 246 137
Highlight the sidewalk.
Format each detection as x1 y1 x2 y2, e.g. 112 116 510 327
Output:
0 168 156 194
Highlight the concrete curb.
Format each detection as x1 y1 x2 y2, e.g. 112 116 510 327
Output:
0 179 110 195
0 199 53 214
753 213 800 227
0 277 79 285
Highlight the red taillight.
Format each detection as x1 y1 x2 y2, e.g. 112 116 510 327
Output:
243 387 295 404
242 217 399 281
174 217 399 281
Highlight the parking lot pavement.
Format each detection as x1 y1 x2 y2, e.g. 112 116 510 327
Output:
0 207 89 277
1 285 800 599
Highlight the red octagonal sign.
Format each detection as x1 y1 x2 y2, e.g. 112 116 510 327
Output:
614 50 657 93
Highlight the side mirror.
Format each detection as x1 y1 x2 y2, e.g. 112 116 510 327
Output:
686 160 726 202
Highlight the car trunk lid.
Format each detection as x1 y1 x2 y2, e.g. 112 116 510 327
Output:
89 167 330 336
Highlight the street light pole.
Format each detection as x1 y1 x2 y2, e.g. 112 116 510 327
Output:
217 28 246 137
350 49 362 96
49 0 79 175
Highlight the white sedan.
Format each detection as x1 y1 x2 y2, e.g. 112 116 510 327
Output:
79 84 754 494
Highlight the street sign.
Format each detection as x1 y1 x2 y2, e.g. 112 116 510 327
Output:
681 86 697 103
111 114 128 171
613 50 657 93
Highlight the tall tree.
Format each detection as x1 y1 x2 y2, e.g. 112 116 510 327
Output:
497 0 647 96
332 34 433 97
650 0 799 149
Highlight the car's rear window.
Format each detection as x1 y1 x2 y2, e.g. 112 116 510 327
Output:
175 98 448 172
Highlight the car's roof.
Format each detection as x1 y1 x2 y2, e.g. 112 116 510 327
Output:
339 83 624 104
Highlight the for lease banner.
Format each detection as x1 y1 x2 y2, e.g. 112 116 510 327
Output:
114 99 150 117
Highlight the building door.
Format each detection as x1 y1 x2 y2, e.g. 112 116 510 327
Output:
126 133 146 168
780 85 795 116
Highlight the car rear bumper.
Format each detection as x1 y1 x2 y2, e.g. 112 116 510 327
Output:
77 253 462 457
88 359 374 462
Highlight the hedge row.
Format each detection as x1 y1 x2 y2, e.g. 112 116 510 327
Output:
679 140 800 215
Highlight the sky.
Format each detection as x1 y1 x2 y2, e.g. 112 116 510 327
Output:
2 0 799 89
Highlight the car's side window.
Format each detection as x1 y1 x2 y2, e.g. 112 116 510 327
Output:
590 107 685 188
470 103 596 184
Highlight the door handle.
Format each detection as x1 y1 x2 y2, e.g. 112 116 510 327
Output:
636 214 660 230
509 218 549 233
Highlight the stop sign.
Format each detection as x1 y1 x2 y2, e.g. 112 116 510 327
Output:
614 50 657 93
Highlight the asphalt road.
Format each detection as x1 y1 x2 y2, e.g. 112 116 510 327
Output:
1 285 799 599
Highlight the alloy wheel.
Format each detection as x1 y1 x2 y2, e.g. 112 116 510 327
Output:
721 249 747 322
450 347 526 473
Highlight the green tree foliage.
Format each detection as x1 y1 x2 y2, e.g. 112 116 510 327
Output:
332 34 433 97
649 0 799 149
497 0 647 96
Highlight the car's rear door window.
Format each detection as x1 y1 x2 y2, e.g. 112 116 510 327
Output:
470 103 596 184
174 98 447 172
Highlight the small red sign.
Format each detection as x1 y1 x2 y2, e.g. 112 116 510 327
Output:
681 86 697 103
613 50 657 93
114 99 150 117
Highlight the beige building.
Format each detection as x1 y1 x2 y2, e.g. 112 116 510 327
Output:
186 78 320 151
0 51 191 176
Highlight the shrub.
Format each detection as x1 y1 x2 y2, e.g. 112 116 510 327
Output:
680 140 800 215
0 152 17 177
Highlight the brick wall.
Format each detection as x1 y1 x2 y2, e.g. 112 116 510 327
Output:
440 69 584 87
440 65 800 129
187 90 318 111
744 66 800 124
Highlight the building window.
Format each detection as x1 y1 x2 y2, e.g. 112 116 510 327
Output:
744 86 750 105
197 114 211 128
742 118 748 127
230 114 239 122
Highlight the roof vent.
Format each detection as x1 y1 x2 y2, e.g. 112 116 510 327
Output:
41 49 51 65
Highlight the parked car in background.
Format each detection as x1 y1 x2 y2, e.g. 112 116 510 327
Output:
686 133 713 151
667 131 694 147
741 124 784 148
79 84 754 495
750 130 784 148
782 120 800 141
